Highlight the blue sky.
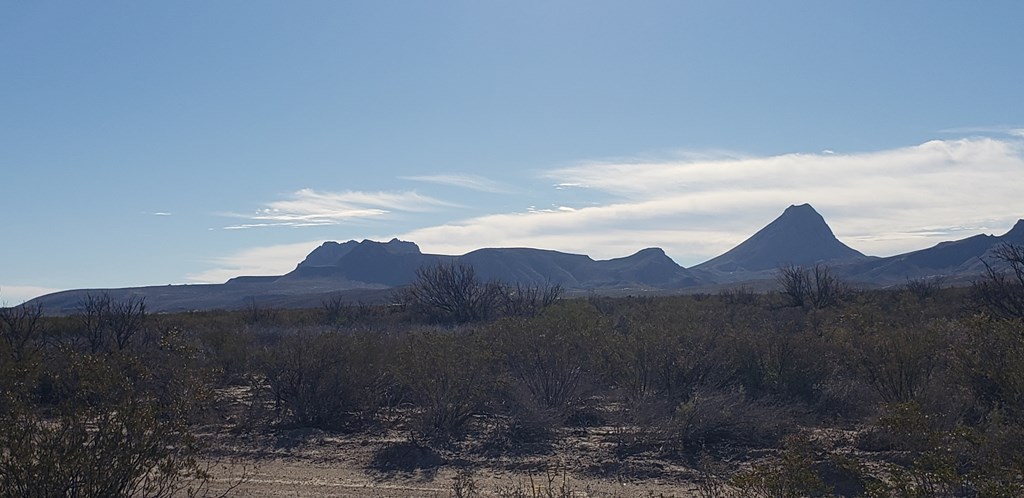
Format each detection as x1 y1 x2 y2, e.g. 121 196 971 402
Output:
2 1 1023 303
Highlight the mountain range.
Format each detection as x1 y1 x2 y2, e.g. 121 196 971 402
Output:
27 204 1024 313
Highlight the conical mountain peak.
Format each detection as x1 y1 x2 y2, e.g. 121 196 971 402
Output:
774 203 833 233
695 204 866 273
783 203 817 214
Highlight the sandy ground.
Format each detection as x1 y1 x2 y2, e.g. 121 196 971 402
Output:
197 428 703 498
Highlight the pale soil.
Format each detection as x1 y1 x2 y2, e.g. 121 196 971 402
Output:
187 386 708 497
197 428 704 498
191 387 872 497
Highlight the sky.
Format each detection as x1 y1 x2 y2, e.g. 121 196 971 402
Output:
2 1 1023 304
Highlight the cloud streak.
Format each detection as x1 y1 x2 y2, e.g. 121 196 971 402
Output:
227 188 456 229
402 173 513 193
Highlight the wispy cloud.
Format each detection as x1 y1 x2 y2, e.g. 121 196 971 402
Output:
226 188 456 229
402 174 513 193
938 125 1024 137
553 182 585 190
399 137 1024 265
152 212 173 216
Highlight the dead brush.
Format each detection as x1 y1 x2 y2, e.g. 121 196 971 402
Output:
494 461 585 498
450 469 481 498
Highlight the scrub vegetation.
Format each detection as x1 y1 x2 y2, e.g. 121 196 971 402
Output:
3 250 1024 497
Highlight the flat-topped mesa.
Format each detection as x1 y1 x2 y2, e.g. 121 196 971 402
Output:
695 203 867 273
296 238 422 269
284 238 435 286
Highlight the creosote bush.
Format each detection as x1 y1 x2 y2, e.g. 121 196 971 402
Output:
730 434 829 498
0 303 216 497
397 330 490 442
488 302 608 428
256 330 396 430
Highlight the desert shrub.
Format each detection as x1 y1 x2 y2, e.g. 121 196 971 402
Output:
761 311 831 401
718 286 760 306
399 262 504 324
321 294 354 326
0 328 214 497
487 302 610 428
243 297 279 325
256 330 395 429
777 264 849 309
369 440 445 473
860 402 1024 497
0 303 44 363
850 320 946 404
606 306 721 455
396 330 491 442
449 469 481 498
499 282 563 318
858 402 939 454
903 276 946 302
721 307 833 404
855 400 1024 497
673 388 795 451
399 263 562 324
493 462 584 498
954 315 1024 418
972 243 1024 320
73 293 148 352
319 296 394 328
730 434 829 498
150 310 257 387
193 323 253 386
608 395 679 457
0 396 206 497
810 369 878 422
608 308 712 404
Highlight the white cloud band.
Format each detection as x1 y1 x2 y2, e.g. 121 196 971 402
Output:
401 138 1024 264
228 188 456 229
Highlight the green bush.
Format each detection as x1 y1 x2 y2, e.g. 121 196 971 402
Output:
674 389 795 451
487 302 609 425
396 329 491 442
731 434 829 498
0 327 213 497
256 330 395 429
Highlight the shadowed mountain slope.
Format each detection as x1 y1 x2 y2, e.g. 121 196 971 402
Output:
694 204 869 275
461 246 700 289
281 239 450 287
842 219 1024 284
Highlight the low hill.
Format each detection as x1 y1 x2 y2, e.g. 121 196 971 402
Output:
842 219 1024 285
